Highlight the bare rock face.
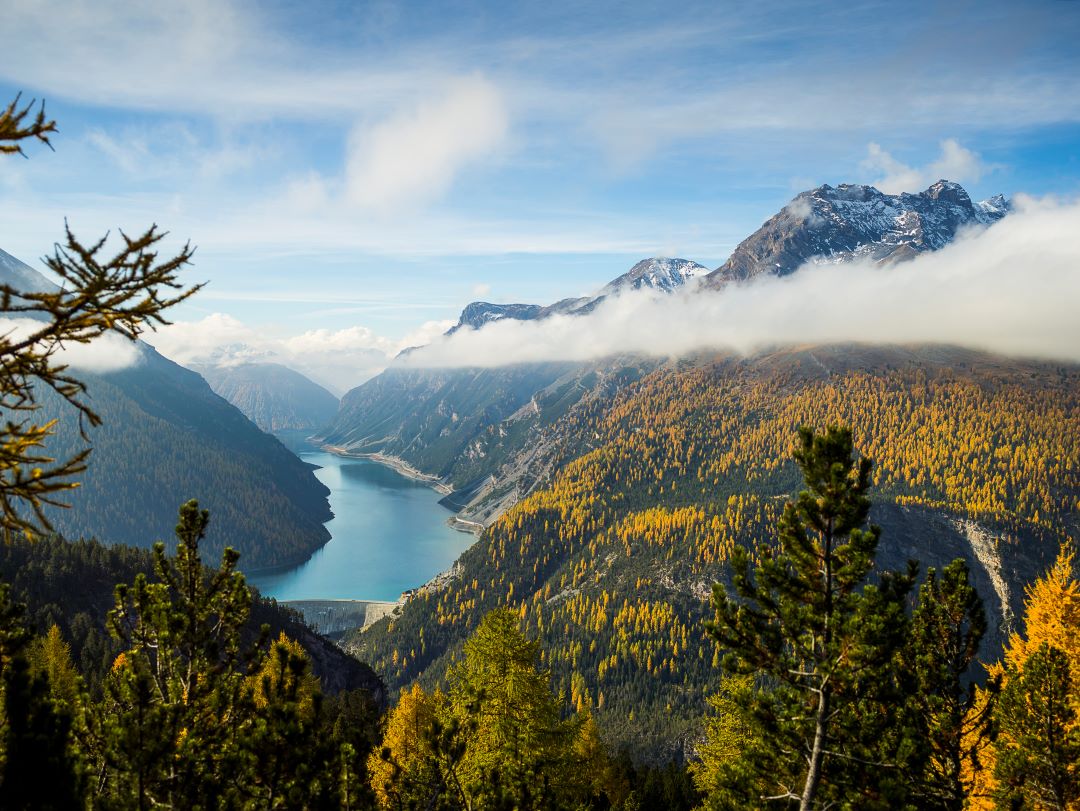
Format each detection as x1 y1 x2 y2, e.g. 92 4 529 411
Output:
706 180 1008 286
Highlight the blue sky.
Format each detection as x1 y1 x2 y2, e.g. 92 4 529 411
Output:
2 0 1079 389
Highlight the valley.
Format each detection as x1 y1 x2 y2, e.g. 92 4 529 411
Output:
4 6 1079 805
343 343 1078 758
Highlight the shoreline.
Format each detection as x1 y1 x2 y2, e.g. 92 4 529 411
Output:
252 443 482 621
319 444 454 495
448 516 485 536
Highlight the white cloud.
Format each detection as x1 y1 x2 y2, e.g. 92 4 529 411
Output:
345 76 509 212
146 313 455 394
399 319 457 350
862 139 989 194
281 326 397 361
471 283 492 297
783 197 823 227
401 197 1080 368
61 333 144 372
0 318 142 373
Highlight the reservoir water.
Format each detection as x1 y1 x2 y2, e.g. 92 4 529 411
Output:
246 450 476 602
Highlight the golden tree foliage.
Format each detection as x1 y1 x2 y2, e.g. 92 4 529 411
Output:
27 624 80 712
246 632 320 720
368 683 441 808
968 544 1080 809
1004 545 1080 675
365 354 1077 750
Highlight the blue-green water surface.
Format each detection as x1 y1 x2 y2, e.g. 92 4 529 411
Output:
247 450 474 602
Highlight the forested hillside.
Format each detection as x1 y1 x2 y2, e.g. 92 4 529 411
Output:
29 342 334 568
0 533 383 698
318 360 659 520
193 361 339 433
350 344 1079 757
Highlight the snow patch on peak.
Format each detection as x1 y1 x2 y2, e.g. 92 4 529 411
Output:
709 180 1009 285
602 257 709 297
975 193 1010 224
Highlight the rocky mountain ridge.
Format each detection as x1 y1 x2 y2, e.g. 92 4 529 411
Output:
447 257 708 335
706 179 1008 285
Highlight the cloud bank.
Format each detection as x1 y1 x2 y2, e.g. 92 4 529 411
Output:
147 314 453 394
0 319 142 373
401 197 1080 369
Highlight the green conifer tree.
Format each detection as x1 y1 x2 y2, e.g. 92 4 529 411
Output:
902 559 995 810
239 633 339 809
0 585 83 809
97 500 252 808
705 425 915 810
446 608 581 808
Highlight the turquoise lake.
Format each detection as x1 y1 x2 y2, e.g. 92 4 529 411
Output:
246 450 476 602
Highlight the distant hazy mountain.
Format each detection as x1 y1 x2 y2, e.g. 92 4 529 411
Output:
0 249 332 569
193 362 339 433
706 179 1008 286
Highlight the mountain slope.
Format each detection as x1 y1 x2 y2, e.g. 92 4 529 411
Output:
0 249 332 568
350 344 1078 758
321 183 1008 528
192 361 339 433
317 359 660 523
706 180 1007 285
320 257 708 522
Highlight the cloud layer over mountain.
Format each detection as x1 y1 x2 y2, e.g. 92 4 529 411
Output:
0 318 142 373
401 196 1080 368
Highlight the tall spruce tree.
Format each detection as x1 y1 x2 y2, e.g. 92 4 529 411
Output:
706 425 915 810
902 559 995 810
98 500 253 808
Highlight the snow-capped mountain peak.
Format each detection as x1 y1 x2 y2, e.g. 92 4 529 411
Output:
598 257 709 297
445 257 706 336
706 180 1008 286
